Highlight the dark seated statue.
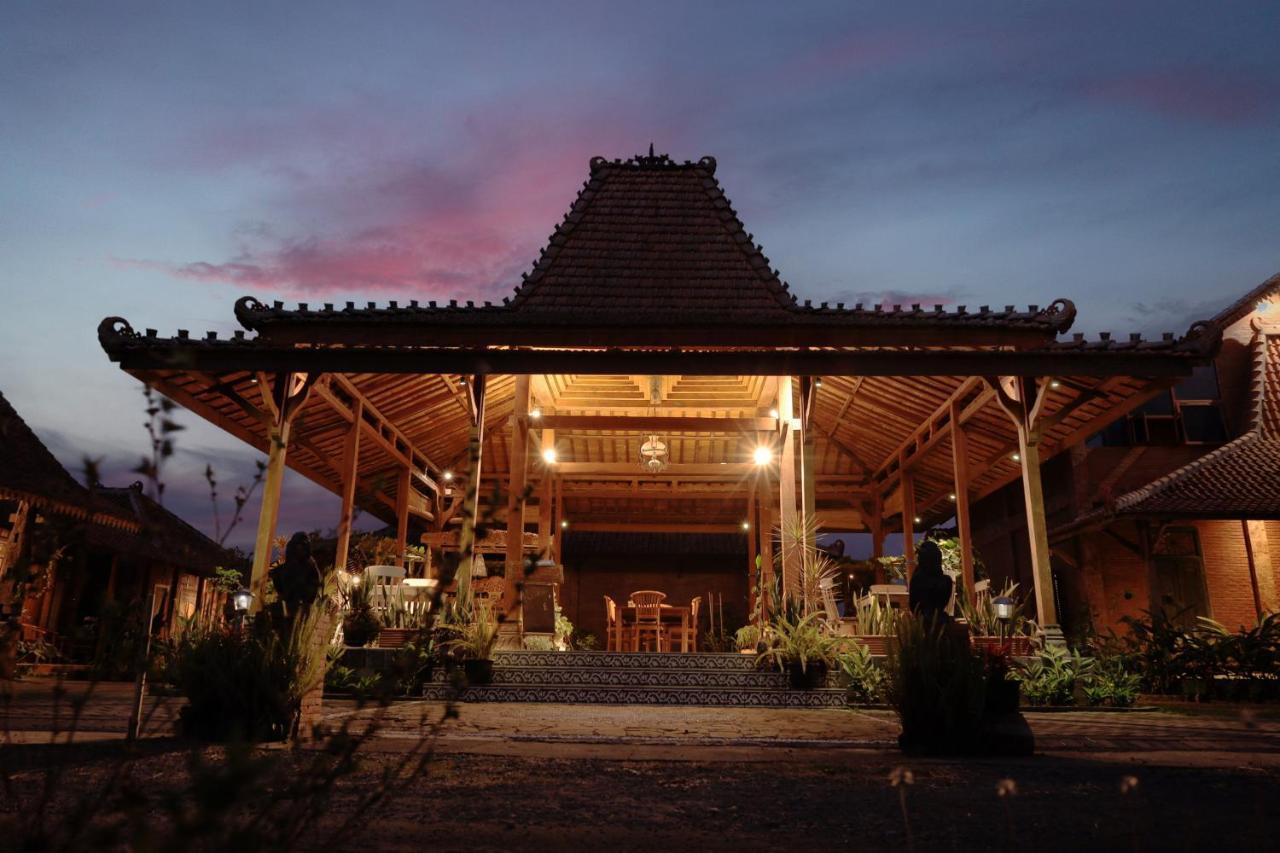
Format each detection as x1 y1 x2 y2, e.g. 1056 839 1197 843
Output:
269 532 323 616
908 540 953 625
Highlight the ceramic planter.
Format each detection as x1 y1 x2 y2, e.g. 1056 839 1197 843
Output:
376 628 415 649
787 660 829 690
854 635 892 656
463 659 495 685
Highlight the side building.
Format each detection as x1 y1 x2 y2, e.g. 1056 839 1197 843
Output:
970 275 1280 636
1 390 234 664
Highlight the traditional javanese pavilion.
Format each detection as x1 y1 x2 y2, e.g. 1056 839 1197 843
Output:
98 150 1221 643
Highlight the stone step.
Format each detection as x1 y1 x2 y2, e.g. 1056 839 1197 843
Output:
419 683 848 708
436 665 836 690
491 650 761 671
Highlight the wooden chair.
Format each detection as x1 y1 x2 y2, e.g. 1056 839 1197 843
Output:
629 590 667 653
603 595 628 651
820 576 857 636
667 596 701 653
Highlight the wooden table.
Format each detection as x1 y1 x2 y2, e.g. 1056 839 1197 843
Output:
622 603 691 653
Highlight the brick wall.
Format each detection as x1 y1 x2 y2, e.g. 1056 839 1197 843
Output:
1196 520 1259 629
1078 524 1151 633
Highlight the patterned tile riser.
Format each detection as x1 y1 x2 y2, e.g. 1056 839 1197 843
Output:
429 667 837 689
490 651 762 671
418 685 848 708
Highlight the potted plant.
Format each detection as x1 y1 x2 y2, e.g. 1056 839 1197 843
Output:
734 624 761 655
960 581 1035 657
852 595 898 656
756 612 838 690
444 605 500 685
340 573 380 648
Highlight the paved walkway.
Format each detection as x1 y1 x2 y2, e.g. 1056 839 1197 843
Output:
7 680 1280 767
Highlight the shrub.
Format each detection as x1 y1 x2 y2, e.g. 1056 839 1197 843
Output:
734 624 761 651
756 612 839 674
1013 645 1095 706
836 640 886 704
170 604 329 741
1083 657 1141 707
523 635 556 651
886 617 987 754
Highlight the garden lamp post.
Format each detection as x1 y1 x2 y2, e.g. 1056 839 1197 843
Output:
232 587 254 627
993 595 1014 644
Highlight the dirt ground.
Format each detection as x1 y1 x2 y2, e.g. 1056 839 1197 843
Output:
4 734 1279 851
4 682 1280 851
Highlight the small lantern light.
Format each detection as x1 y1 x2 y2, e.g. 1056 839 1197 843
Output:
741 520 750 530
993 596 1015 622
232 587 254 614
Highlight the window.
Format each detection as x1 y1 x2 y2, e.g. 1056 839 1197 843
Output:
1087 365 1227 447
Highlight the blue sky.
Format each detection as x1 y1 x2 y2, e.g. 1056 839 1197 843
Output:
2 1 1277 548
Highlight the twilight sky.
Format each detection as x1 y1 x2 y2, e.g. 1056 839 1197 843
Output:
1 1 1277 549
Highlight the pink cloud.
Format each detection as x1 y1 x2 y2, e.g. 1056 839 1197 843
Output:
1085 67 1274 124
123 98 678 300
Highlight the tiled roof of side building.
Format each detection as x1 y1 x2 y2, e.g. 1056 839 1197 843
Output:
1092 330 1280 520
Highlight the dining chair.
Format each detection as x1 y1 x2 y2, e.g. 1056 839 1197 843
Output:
629 590 667 653
603 595 628 652
667 595 700 653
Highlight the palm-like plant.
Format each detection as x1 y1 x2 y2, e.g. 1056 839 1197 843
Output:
756 612 840 674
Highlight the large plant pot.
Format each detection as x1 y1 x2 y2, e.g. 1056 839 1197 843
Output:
971 636 1032 657
855 636 892 656
787 660 828 690
342 619 378 648
376 628 415 649
463 659 494 686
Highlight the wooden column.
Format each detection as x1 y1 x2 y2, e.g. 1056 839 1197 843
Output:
333 399 363 572
990 376 1062 643
553 475 564 560
504 375 531 621
248 371 319 609
746 485 758 613
538 428 556 559
1243 520 1278 617
776 376 800 598
899 453 916 579
799 377 818 553
250 417 291 607
949 401 976 601
755 475 774 621
457 375 488 573
395 466 412 569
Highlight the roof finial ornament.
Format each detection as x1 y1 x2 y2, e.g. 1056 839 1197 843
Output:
649 141 654 158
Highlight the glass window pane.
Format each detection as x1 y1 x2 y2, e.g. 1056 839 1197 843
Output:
1139 391 1175 415
1181 403 1228 443
1175 365 1221 401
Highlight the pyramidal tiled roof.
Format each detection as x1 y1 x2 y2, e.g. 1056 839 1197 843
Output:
227 150 1080 337
1106 328 1280 519
506 149 796 320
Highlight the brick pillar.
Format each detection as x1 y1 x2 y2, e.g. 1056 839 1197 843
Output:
295 610 333 743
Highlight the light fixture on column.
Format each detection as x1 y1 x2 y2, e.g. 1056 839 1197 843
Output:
542 447 558 465
442 470 454 482
741 521 750 530
530 407 542 419
753 445 774 466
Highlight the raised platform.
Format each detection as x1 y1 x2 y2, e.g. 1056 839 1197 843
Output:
418 650 849 708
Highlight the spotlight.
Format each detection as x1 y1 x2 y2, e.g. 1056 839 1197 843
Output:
913 516 922 524
741 521 750 530
530 408 542 419
442 471 454 482
948 493 957 501
1050 380 1061 389
560 519 569 529
542 447 558 464
753 446 774 466
769 408 779 418
1011 452 1021 462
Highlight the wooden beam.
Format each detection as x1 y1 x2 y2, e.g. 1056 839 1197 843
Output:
109 343 1208 378
537 414 778 432
569 521 748 533
553 462 758 477
334 398 363 571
